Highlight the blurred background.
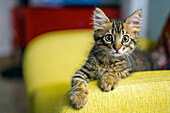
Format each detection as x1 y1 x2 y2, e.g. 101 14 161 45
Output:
0 0 169 113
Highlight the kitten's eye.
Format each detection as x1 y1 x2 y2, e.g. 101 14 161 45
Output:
122 35 129 42
105 35 113 42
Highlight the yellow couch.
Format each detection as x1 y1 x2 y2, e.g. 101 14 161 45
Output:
23 29 170 113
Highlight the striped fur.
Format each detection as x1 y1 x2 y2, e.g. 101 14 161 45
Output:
70 8 153 109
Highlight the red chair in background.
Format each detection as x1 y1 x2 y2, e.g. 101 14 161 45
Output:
13 6 121 48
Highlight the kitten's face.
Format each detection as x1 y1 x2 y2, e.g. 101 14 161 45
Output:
93 8 142 57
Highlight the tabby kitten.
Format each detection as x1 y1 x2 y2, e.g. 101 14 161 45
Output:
70 8 153 109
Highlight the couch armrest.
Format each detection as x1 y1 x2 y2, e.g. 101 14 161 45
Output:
54 71 170 113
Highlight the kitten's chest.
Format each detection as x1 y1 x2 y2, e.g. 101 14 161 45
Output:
96 56 130 76
109 56 129 71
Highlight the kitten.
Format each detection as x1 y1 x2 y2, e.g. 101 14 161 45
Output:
70 8 154 109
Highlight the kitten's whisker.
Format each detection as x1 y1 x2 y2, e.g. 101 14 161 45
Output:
90 49 103 56
125 53 132 69
132 52 142 65
104 53 108 66
97 52 107 63
90 50 105 64
90 50 103 63
95 51 104 59
128 53 139 69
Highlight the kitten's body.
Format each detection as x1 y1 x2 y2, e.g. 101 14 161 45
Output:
70 8 155 109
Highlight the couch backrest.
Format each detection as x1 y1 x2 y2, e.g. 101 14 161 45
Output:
23 29 94 96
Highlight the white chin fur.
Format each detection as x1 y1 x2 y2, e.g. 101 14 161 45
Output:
110 49 124 57
113 53 122 57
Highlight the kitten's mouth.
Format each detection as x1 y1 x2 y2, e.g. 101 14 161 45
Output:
110 51 122 57
113 53 122 57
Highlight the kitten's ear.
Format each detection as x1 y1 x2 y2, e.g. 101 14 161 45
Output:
125 10 142 33
93 8 110 31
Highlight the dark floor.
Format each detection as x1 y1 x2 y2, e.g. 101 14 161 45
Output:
0 57 28 113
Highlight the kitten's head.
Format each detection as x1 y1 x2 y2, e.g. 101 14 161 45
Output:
93 8 142 57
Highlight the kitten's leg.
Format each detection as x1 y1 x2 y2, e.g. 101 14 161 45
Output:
70 65 93 109
100 71 130 92
70 76 88 109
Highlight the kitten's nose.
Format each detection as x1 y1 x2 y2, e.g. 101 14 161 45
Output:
115 47 120 51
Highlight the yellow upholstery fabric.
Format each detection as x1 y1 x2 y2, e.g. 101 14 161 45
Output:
33 83 70 113
23 29 167 113
23 29 94 113
55 71 170 113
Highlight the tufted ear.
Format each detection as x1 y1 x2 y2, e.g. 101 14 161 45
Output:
93 8 110 31
125 10 142 33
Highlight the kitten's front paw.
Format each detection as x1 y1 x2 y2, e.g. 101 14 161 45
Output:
100 75 119 92
70 88 88 109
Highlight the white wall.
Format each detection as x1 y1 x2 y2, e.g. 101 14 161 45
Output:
0 0 17 57
122 0 149 37
148 0 170 41
122 0 170 41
